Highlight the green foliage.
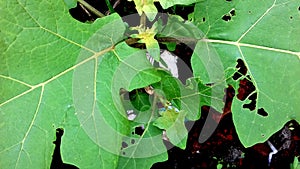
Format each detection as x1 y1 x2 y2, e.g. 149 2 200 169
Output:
130 0 202 21
193 0 300 147
291 156 300 169
131 26 160 61
129 89 152 111
0 0 299 169
158 15 204 40
154 109 188 149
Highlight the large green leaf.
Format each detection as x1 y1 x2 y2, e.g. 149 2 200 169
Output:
0 1 123 168
192 0 300 147
0 1 166 168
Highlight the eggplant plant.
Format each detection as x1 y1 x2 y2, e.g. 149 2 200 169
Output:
0 0 299 168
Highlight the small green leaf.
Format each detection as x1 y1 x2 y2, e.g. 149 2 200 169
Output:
129 89 151 111
130 0 158 21
163 42 177 51
130 0 203 20
217 163 223 169
146 40 160 61
291 156 299 169
159 15 204 40
152 71 205 121
152 70 181 106
152 72 209 121
154 109 188 149
159 0 203 9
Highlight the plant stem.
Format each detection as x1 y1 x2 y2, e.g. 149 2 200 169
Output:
77 0 105 18
140 12 147 30
157 37 199 43
105 0 115 13
125 37 200 46
78 3 93 20
125 38 140 45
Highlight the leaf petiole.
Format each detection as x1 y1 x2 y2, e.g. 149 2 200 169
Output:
77 0 105 18
105 0 115 13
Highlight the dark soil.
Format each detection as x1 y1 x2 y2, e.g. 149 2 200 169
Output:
66 1 300 168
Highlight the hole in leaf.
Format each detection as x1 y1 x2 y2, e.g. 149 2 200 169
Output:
237 77 255 101
122 152 126 155
134 126 145 136
232 59 247 80
242 93 257 111
230 9 236 16
257 108 268 117
236 72 257 111
120 88 128 97
222 14 231 21
122 141 128 148
206 83 215 87
51 128 79 169
248 10 252 14
147 44 194 83
155 43 194 83
298 6 300 11
69 2 101 23
202 17 206 22
131 139 135 144
290 16 293 19
172 43 194 74
226 0 232 1
223 85 235 115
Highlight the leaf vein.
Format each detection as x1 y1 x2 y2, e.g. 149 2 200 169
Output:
15 85 44 168
237 0 277 42
0 46 113 107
